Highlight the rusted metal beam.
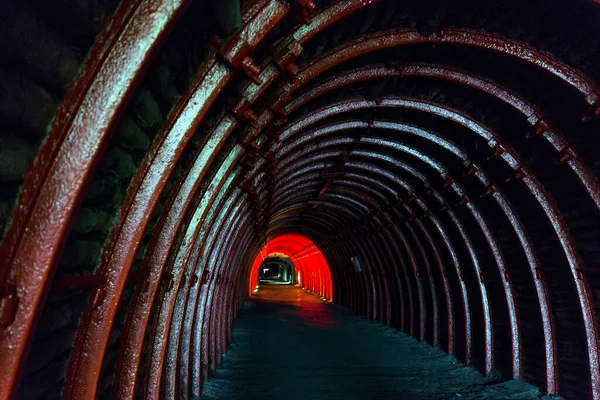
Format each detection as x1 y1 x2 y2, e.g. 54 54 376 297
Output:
284 28 600 110
65 57 233 400
286 62 600 225
144 161 243 399
0 1 191 397
65 1 290 397
254 108 580 378
113 113 237 399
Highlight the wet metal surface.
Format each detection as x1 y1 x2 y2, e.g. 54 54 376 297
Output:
202 285 542 400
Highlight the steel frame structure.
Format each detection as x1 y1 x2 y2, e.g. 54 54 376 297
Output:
1 0 600 398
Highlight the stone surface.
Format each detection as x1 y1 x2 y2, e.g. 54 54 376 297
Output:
203 285 545 400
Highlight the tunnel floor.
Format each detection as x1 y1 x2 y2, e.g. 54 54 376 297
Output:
201 285 544 400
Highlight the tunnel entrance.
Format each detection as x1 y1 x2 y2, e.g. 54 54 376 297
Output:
249 234 332 301
258 255 295 285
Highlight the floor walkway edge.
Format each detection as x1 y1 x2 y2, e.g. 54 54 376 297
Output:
202 286 551 400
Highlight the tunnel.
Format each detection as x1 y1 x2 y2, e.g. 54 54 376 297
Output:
249 234 331 293
1 0 600 398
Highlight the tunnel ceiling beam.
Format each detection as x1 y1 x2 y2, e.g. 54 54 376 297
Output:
3 1 600 399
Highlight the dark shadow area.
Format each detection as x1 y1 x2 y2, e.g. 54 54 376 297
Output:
259 256 296 285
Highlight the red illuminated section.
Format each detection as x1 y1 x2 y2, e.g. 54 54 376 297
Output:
248 234 332 301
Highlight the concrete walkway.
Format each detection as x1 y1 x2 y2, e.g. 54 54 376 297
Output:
202 285 543 400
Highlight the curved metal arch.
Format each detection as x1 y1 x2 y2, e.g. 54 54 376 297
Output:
183 206 253 397
79 57 228 399
145 178 245 398
310 191 403 324
65 0 296 392
4 2 600 396
270 199 365 234
285 28 600 107
0 2 192 396
357 232 393 323
176 195 252 397
277 127 544 378
178 211 251 397
113 116 240 398
268 148 480 366
271 180 330 209
184 190 250 394
214 229 253 346
332 182 429 338
73 52 232 400
285 62 600 221
208 222 258 357
268 113 557 386
266 95 597 393
266 207 352 241
320 244 364 314
326 189 423 334
287 63 542 115
143 168 245 395
339 162 472 361
251 155 462 352
292 0 382 43
187 191 255 395
354 140 517 375
266 211 374 317
330 176 440 343
252 121 554 377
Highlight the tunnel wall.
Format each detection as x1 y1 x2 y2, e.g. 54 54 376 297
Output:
1 0 600 399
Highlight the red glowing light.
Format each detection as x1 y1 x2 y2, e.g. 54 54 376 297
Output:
248 234 332 301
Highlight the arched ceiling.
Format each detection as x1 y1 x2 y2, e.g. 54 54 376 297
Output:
1 0 600 399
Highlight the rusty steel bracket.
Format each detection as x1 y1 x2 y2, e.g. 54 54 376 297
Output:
231 68 281 129
268 90 293 115
200 269 211 286
454 195 470 208
479 184 498 199
217 36 262 84
232 102 260 128
556 147 576 164
487 143 506 160
0 283 18 328
89 287 107 308
464 164 479 178
240 130 260 153
273 39 303 75
525 119 550 139
292 0 317 24
505 168 528 183
582 98 600 121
